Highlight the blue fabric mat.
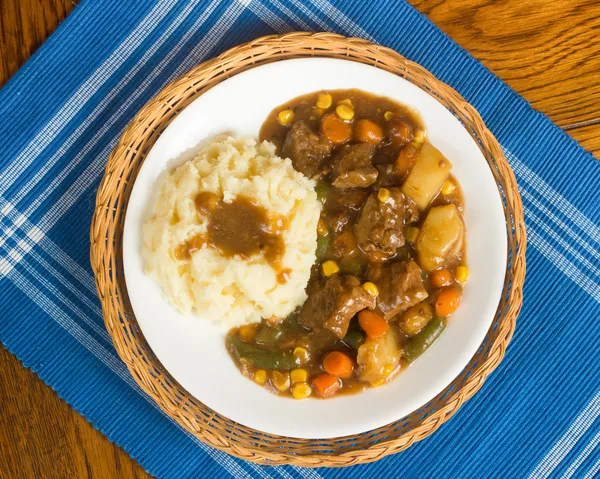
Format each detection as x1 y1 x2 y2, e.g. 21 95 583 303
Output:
0 0 598 477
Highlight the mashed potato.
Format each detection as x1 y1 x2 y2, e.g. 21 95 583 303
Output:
142 136 320 327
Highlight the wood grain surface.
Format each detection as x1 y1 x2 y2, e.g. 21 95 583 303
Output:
0 0 598 477
0 347 148 479
408 0 600 158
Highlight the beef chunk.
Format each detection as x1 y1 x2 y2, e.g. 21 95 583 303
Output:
281 121 333 178
299 275 376 338
331 188 370 211
327 211 351 234
354 187 406 261
373 143 398 166
331 143 378 189
367 260 428 320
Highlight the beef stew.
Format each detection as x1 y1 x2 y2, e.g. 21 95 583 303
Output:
226 89 467 399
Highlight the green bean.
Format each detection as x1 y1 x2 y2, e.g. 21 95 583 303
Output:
316 235 330 262
241 351 298 370
228 336 297 370
404 316 446 363
315 180 331 205
343 329 365 350
341 258 363 275
254 325 283 345
228 335 257 356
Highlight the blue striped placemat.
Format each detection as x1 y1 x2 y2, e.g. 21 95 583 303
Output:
0 1 598 477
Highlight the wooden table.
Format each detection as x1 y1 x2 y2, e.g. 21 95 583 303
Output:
0 0 598 477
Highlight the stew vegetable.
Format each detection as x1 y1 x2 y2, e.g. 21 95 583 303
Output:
226 89 467 399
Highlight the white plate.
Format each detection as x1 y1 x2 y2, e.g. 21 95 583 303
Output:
123 58 507 439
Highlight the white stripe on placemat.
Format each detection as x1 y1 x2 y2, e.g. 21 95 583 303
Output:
526 209 600 277
248 1 294 33
0 200 96 297
36 235 98 295
528 230 600 303
267 0 311 30
308 0 373 40
285 0 331 30
2 241 109 341
561 431 600 479
0 0 178 196
528 391 600 479
583 456 600 479
504 150 600 244
521 188 600 261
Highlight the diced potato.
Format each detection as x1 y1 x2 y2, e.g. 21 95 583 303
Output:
399 302 433 337
416 204 465 271
401 143 452 210
357 328 400 385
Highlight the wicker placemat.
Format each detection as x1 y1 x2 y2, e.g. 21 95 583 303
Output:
90 32 526 467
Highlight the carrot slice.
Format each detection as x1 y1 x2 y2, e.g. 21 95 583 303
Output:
312 373 341 398
322 351 354 379
354 119 383 144
358 310 389 339
321 113 352 144
435 287 462 317
429 269 453 288
394 143 418 176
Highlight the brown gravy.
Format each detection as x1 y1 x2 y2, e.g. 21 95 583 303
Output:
176 192 290 283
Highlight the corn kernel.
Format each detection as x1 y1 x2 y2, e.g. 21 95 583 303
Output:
441 180 455 195
362 281 379 297
292 382 312 399
383 364 395 376
316 93 332 109
317 218 328 236
271 371 291 392
254 370 267 385
322 260 340 277
405 227 420 244
384 111 394 121
336 104 354 120
239 324 258 342
371 379 386 387
455 265 469 283
413 129 426 143
293 347 310 365
278 109 295 125
377 188 390 203
290 368 308 384
338 98 353 107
